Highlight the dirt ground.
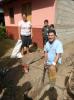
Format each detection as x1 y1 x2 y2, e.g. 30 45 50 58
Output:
0 40 74 100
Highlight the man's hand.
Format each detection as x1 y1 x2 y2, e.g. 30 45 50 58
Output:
44 61 48 69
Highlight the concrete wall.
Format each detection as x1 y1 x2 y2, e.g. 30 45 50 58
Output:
55 0 74 44
32 0 55 28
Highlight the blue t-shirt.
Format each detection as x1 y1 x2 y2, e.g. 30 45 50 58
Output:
44 39 63 65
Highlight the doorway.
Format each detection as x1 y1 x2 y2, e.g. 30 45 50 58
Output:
0 13 5 26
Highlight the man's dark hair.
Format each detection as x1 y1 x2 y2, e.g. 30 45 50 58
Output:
48 29 56 36
44 19 48 23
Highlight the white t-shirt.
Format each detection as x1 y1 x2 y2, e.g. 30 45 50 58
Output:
18 20 31 36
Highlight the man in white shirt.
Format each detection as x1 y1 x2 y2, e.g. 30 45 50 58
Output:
18 13 32 54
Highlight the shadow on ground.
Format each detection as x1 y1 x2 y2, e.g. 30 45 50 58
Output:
29 42 38 53
39 87 58 100
0 56 33 100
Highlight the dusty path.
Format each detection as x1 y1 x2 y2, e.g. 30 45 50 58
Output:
0 40 74 100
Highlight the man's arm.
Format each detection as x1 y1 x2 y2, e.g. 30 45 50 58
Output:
18 26 21 39
30 26 33 39
44 43 48 63
18 21 21 39
44 51 48 63
42 27 45 37
52 53 61 66
29 21 32 38
53 41 63 66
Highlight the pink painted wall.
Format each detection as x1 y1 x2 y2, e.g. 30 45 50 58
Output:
4 0 31 27
32 0 55 28
3 0 55 47
4 3 22 27
4 13 22 26
4 0 55 28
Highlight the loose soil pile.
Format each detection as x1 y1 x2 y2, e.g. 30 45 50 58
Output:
0 40 74 100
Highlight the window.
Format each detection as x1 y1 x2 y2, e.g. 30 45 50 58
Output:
9 7 14 24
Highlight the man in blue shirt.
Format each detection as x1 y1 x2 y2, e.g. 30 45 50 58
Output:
44 29 63 86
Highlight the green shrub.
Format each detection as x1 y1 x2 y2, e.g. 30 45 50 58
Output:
0 26 8 39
